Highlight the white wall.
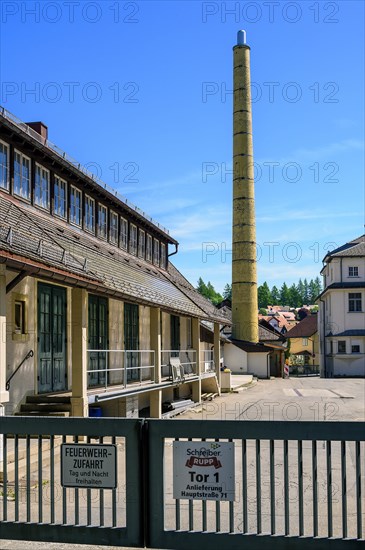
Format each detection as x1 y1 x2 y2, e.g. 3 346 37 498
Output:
223 343 248 373
247 353 270 379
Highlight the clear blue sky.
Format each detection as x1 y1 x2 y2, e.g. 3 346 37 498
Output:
1 1 364 294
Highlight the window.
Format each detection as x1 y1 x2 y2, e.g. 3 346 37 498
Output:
14 300 25 334
160 243 166 269
14 150 31 200
109 211 118 245
98 204 107 239
338 341 346 354
54 175 67 218
349 293 362 312
349 266 359 277
352 345 360 353
153 238 160 266
186 318 192 349
85 195 95 233
146 234 152 262
302 338 308 346
129 224 137 255
120 217 128 249
34 164 50 209
0 140 9 190
138 229 145 258
70 186 82 226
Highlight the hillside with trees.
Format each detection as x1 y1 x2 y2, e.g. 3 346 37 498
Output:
196 277 322 309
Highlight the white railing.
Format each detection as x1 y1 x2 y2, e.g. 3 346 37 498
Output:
87 349 155 390
202 349 215 373
161 350 197 379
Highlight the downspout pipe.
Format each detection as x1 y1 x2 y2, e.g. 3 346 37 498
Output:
320 297 327 377
168 243 178 258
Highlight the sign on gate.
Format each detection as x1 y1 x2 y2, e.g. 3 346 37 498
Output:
61 444 117 489
173 441 235 501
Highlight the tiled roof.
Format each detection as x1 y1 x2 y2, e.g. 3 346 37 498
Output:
325 235 365 259
331 329 365 337
285 314 318 338
0 194 228 323
228 338 271 353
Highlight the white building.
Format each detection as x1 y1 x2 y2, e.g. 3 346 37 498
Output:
318 235 365 377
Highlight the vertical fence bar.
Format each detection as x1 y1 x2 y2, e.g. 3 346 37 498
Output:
256 439 261 534
112 436 117 527
326 440 332 538
99 436 104 527
355 441 362 540
341 440 347 539
284 439 289 536
62 435 67 524
298 440 304 537
174 438 181 531
38 435 43 524
50 434 55 525
3 434 7 521
15 434 19 522
74 435 80 526
229 438 234 533
202 438 207 532
188 438 193 531
26 434 31 523
215 438 220 533
312 440 318 537
242 439 248 533
270 439 275 535
87 435 92 526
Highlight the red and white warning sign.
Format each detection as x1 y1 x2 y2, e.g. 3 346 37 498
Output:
173 441 235 501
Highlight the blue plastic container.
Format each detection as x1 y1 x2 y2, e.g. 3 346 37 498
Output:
89 406 102 417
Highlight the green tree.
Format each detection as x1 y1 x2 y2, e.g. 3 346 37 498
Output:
223 283 232 301
257 282 272 309
280 282 290 306
297 278 305 305
303 278 309 305
288 283 301 308
271 285 280 304
196 278 223 305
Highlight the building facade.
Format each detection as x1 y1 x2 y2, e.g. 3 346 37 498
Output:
318 235 365 377
0 107 229 418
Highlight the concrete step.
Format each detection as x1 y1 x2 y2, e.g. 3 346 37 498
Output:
26 395 71 404
20 403 71 413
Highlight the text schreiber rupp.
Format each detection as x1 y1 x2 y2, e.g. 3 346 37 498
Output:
173 441 235 501
61 444 117 489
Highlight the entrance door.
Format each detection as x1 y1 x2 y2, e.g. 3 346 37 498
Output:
124 303 139 382
88 295 108 387
38 283 67 393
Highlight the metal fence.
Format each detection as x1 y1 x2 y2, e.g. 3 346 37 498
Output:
1 417 364 548
0 417 143 547
148 420 365 549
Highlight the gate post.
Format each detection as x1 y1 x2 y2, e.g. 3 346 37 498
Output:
71 288 88 417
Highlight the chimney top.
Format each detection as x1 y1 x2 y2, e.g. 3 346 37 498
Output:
237 30 247 45
26 121 48 141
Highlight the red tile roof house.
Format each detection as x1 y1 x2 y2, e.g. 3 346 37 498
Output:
285 315 319 372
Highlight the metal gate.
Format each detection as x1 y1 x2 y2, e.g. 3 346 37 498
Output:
1 417 364 548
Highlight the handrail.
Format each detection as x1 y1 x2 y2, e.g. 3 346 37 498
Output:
6 349 34 391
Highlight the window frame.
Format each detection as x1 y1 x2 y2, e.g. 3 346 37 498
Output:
338 341 346 354
69 185 82 227
84 194 95 233
54 175 67 219
348 266 359 277
34 163 50 210
160 243 166 269
351 344 360 354
13 149 31 201
0 139 10 191
138 229 145 259
348 292 362 312
109 210 119 245
97 203 108 240
146 234 152 262
120 217 128 250
129 223 137 255
153 238 160 266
